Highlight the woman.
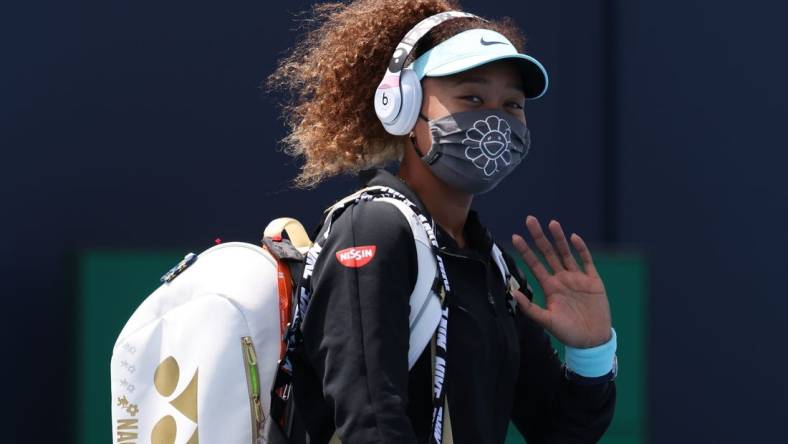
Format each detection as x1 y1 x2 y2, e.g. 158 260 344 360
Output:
266 1 617 443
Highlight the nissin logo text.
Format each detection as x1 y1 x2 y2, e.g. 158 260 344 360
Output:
335 245 377 268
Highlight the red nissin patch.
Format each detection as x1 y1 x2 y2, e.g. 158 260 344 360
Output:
335 245 377 268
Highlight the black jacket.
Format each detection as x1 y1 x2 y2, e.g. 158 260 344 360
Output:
290 168 616 443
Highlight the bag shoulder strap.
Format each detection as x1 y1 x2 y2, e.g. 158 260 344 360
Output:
430 332 454 444
263 218 312 255
273 186 514 443
322 185 388 216
358 194 440 369
326 186 513 288
491 242 521 294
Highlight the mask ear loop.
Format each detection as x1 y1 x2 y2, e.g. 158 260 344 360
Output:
409 112 430 157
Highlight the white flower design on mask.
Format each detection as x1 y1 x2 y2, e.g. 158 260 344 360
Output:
462 115 513 176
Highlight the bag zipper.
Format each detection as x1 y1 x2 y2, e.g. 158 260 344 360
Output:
241 336 263 443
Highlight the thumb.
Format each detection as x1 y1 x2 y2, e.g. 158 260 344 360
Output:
512 288 551 329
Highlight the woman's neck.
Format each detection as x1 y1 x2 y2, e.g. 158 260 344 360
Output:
397 153 473 248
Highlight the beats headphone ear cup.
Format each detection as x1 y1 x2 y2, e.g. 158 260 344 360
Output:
382 68 423 136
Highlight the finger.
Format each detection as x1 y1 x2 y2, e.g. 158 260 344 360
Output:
548 220 580 272
512 288 552 330
525 215 564 272
570 233 599 278
511 233 550 282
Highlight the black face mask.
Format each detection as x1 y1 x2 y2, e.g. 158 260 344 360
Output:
411 108 532 195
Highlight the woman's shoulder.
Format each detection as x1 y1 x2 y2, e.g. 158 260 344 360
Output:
309 194 419 286
322 196 416 244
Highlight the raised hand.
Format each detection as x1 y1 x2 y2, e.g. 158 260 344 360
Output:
511 216 612 348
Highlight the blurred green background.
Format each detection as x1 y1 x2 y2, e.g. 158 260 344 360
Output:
75 248 647 443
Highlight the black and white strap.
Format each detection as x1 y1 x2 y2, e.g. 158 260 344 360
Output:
274 185 501 444
295 186 454 443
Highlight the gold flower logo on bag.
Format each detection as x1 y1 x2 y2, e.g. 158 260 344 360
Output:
462 115 513 176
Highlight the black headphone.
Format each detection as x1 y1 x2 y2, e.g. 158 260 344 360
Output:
373 11 486 135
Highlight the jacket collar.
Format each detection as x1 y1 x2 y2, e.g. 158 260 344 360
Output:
358 168 495 258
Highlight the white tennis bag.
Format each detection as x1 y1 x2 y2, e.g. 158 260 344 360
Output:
110 186 514 444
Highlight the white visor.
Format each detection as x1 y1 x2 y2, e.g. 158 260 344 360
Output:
406 28 549 100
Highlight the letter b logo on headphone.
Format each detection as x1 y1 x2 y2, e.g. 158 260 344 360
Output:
374 83 401 123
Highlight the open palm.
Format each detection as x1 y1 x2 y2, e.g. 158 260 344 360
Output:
511 216 612 348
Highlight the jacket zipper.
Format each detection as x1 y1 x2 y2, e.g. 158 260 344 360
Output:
439 248 498 317
241 336 263 443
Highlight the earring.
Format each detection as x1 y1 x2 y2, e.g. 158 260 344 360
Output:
408 130 424 158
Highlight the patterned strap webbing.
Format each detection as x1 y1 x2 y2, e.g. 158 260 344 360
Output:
271 186 474 444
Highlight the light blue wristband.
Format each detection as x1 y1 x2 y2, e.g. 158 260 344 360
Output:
564 327 617 378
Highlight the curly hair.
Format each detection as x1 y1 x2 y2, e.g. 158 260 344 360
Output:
265 0 529 188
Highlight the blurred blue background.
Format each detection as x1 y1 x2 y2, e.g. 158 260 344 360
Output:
2 0 786 442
